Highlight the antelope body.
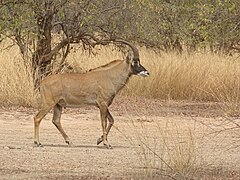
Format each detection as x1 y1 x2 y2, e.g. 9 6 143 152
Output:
34 40 149 148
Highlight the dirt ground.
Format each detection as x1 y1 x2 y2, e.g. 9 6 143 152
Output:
0 97 240 179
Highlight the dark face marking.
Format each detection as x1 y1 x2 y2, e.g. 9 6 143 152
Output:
131 58 149 77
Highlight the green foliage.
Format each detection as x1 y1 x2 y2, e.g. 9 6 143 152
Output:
0 0 240 57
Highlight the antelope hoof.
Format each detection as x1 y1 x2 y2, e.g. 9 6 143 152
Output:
104 144 112 149
34 141 43 147
66 140 74 147
97 137 103 145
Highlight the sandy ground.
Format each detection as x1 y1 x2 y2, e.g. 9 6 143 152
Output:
0 97 240 179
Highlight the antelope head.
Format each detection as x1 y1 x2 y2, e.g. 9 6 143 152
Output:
126 52 149 77
115 39 150 77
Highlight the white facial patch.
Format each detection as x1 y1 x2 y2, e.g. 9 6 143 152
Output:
138 71 149 77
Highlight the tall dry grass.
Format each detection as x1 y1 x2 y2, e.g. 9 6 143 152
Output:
0 44 36 107
131 120 200 179
1 43 240 112
67 47 240 102
123 50 240 102
67 47 240 115
125 116 239 180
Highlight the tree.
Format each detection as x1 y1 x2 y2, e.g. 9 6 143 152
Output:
0 0 139 88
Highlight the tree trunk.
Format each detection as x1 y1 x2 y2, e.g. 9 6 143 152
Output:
32 1 54 89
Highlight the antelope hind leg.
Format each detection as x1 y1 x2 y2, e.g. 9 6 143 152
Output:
52 104 73 146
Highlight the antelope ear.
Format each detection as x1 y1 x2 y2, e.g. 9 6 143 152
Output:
126 52 133 63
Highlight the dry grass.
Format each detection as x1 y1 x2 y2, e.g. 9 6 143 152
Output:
67 47 240 116
129 119 200 180
67 47 240 102
123 50 240 102
1 43 240 114
120 113 240 180
0 44 36 107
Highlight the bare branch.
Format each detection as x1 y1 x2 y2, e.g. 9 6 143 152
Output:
141 141 174 171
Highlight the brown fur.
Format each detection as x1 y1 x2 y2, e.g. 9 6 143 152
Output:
34 40 148 148
34 59 132 148
89 60 122 72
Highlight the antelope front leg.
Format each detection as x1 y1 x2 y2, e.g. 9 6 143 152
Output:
34 106 52 147
99 106 112 149
97 109 114 147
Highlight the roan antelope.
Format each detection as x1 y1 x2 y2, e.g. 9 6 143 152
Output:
34 40 149 149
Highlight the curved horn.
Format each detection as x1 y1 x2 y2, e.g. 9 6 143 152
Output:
113 39 139 59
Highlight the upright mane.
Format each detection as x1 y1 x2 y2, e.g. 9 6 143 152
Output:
89 60 122 72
